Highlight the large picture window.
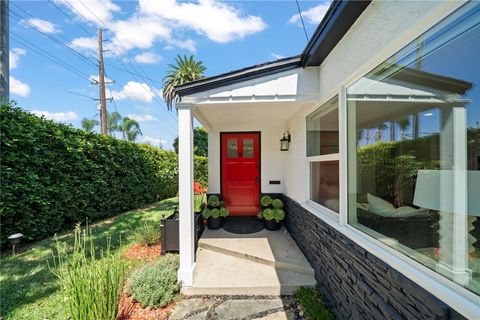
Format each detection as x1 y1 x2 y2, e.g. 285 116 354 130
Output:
347 3 479 295
307 96 339 213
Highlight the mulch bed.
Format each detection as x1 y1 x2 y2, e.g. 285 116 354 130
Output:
118 242 175 319
123 243 162 261
117 290 175 320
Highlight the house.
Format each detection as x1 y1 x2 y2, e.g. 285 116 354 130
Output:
174 1 480 319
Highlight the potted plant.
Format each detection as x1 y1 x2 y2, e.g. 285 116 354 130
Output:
202 195 229 229
257 196 285 231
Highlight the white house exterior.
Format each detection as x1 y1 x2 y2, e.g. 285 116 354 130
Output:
176 1 480 319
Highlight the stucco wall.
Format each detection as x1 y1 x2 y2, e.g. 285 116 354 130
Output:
207 125 286 195
283 0 462 204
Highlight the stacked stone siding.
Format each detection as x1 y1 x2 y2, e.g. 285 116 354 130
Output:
282 195 465 320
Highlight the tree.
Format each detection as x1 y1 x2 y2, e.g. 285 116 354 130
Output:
120 117 142 142
162 54 206 110
81 118 99 132
107 112 122 136
173 127 208 156
397 117 411 140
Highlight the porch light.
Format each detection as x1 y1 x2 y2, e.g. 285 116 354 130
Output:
280 131 291 151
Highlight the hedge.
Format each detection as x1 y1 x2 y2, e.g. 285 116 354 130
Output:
0 104 207 246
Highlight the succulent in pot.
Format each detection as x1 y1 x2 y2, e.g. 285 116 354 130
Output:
202 195 229 229
257 196 285 231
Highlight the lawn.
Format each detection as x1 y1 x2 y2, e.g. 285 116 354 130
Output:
0 197 178 320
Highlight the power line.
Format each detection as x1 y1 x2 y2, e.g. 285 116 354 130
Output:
9 8 98 69
295 0 309 42
47 0 95 38
10 32 90 79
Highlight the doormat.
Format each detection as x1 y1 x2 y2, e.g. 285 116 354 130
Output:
222 218 264 234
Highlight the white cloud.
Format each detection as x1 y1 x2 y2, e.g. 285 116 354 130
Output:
134 52 162 64
109 15 171 53
139 0 267 43
9 76 30 97
127 114 157 122
69 37 97 54
55 0 120 25
9 48 26 70
142 135 166 147
111 81 158 102
31 110 78 122
271 53 285 60
168 39 196 53
289 2 331 25
22 18 59 34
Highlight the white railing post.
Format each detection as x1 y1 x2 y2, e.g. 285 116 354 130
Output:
177 102 195 287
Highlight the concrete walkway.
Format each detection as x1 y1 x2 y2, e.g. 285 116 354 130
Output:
182 227 316 296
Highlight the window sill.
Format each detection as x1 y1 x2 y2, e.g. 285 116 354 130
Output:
302 200 340 223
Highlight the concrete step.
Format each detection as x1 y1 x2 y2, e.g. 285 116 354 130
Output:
198 227 315 276
183 247 316 296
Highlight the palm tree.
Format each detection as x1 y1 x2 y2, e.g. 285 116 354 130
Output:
120 117 142 141
81 118 99 132
107 112 122 136
397 117 411 140
162 54 206 110
374 123 388 142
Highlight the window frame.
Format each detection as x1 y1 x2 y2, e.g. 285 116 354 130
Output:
305 94 341 219
300 1 480 317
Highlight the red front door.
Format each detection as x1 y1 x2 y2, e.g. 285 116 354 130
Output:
221 132 260 217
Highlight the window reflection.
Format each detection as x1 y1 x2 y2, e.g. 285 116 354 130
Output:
347 2 480 295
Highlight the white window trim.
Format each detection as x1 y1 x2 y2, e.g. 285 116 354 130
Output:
302 2 480 318
306 153 339 163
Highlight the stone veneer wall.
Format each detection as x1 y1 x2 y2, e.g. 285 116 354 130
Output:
282 195 465 320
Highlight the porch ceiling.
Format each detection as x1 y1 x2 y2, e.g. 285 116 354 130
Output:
194 101 314 128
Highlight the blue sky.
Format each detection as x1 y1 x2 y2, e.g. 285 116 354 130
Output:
9 0 329 150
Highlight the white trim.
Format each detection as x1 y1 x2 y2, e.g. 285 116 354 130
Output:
303 200 340 223
177 106 196 287
339 86 348 226
303 88 340 117
306 153 340 162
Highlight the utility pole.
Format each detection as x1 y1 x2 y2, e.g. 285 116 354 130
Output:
97 28 108 135
0 0 9 103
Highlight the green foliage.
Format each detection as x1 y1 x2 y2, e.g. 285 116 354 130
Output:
201 208 211 219
81 118 99 132
208 195 220 207
173 127 208 157
219 207 229 218
194 155 208 187
209 208 220 218
120 117 143 142
133 223 160 246
272 198 284 209
0 104 207 247
294 286 335 320
260 195 272 207
260 208 285 222
50 224 126 320
162 54 206 110
127 255 180 308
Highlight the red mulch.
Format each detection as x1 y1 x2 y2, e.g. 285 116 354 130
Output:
123 243 162 261
117 290 175 320
118 242 176 319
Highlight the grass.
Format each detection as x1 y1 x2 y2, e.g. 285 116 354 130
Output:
294 286 336 320
0 197 178 320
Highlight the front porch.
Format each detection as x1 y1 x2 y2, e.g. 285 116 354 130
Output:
183 223 316 296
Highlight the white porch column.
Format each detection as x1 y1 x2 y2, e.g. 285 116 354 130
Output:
177 102 195 287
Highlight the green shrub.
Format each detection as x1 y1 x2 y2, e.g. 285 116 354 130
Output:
272 198 284 209
50 224 125 320
127 255 180 308
0 103 207 247
133 223 160 246
260 195 272 207
207 195 220 207
294 286 335 320
259 208 285 222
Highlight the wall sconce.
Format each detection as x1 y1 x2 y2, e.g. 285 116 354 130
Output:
280 131 291 151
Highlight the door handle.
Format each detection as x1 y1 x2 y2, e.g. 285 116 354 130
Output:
255 177 259 183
